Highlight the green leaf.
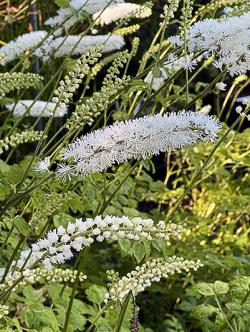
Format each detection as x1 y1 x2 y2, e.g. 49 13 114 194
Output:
191 304 218 319
55 0 69 7
13 216 30 236
194 283 214 296
214 281 229 295
178 300 195 312
118 239 132 253
86 285 107 305
133 241 145 263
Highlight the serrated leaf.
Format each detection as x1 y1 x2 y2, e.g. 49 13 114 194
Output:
86 284 107 305
194 282 214 296
214 281 229 295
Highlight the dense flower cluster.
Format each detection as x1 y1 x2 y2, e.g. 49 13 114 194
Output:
0 268 87 292
105 256 203 303
0 31 47 65
52 48 102 107
169 12 250 76
66 50 130 130
31 216 185 269
45 0 124 30
0 72 43 98
37 35 125 60
0 305 9 320
57 111 221 180
93 3 152 26
6 100 68 117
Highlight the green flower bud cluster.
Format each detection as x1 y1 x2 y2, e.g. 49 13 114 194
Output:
115 24 141 36
91 52 122 77
102 50 130 88
223 3 250 17
0 305 9 319
0 131 45 155
0 72 43 99
52 48 102 107
66 51 131 130
181 0 195 28
160 0 180 25
30 191 77 228
131 37 140 57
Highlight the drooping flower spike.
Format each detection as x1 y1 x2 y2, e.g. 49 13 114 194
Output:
31 216 185 269
105 256 203 303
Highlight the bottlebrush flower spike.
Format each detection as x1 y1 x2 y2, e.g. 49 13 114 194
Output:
169 12 250 76
56 111 221 180
45 0 124 30
31 216 185 269
6 100 68 117
93 3 152 26
37 35 125 61
0 31 47 65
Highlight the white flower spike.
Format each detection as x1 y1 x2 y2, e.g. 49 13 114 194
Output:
56 111 221 180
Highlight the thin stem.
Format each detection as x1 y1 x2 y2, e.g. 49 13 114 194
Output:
86 305 108 332
62 248 88 332
114 292 132 332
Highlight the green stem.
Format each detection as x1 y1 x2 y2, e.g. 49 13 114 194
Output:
86 305 108 332
113 292 131 332
62 248 87 332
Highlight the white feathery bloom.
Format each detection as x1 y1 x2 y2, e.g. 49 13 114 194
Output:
0 31 47 65
168 12 250 76
35 157 51 173
145 54 200 91
6 100 68 117
216 82 227 91
45 0 124 30
105 257 203 303
57 111 221 179
93 3 152 26
70 0 124 12
236 95 250 104
37 35 125 60
31 216 185 269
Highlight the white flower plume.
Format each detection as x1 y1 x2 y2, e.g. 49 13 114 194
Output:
56 111 221 180
0 31 47 66
169 12 250 76
35 157 51 173
31 216 185 269
93 3 152 26
45 0 124 30
70 0 124 12
36 35 125 61
6 100 68 118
